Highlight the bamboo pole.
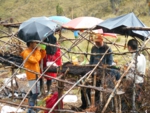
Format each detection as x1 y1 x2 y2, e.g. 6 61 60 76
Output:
37 40 150 56
0 100 75 113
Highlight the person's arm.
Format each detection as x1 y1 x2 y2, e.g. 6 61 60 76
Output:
55 48 62 66
106 48 113 65
40 50 46 59
90 46 94 65
22 50 42 64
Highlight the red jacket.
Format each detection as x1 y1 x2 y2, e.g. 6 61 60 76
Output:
43 46 62 80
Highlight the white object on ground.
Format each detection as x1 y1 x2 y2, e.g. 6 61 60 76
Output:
112 62 116 66
4 78 16 87
14 92 19 97
16 73 26 79
1 105 24 113
46 61 58 67
63 95 77 103
8 93 12 98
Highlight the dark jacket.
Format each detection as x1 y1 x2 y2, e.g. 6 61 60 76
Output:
90 44 113 65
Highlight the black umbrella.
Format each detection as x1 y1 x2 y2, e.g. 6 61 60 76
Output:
95 12 150 40
17 16 60 42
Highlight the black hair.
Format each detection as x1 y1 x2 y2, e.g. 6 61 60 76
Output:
127 39 138 50
26 42 31 47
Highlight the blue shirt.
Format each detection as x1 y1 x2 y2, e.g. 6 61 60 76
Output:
90 44 113 65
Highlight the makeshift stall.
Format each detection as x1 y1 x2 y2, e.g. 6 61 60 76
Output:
0 13 150 113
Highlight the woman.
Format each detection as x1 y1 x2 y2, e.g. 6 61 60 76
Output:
43 43 62 95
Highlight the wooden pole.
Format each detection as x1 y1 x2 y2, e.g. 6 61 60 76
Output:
101 60 134 113
57 68 69 113
8 18 13 33
118 95 122 113
122 27 150 31
0 100 75 112
114 95 119 113
11 67 14 100
40 59 46 96
48 71 92 113
91 72 96 106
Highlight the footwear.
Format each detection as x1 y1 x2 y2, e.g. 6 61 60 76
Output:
79 105 87 110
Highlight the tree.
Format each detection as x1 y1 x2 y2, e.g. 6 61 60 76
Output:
56 4 63 16
110 0 121 14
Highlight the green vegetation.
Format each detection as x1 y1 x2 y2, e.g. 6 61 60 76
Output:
56 4 63 16
0 0 150 65
0 0 149 26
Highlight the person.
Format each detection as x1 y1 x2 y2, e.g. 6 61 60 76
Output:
20 41 46 113
43 43 62 95
126 39 146 101
80 34 120 109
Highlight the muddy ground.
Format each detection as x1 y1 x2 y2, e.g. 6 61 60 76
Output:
0 67 83 112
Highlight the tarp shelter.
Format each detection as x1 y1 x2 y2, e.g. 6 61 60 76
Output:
95 12 150 40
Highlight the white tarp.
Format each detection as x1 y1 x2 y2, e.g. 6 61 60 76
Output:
63 95 77 103
1 105 24 113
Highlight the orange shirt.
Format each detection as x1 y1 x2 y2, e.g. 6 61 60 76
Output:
20 48 46 80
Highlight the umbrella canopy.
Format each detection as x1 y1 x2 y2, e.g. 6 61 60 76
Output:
49 16 79 38
62 17 103 30
95 12 150 40
18 16 59 42
92 29 117 38
49 16 71 25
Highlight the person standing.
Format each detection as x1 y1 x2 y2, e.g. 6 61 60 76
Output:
43 43 62 95
80 34 114 109
20 41 46 113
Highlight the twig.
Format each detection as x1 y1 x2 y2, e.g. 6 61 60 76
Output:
0 56 121 93
101 38 150 113
101 60 134 113
48 71 92 113
0 100 75 112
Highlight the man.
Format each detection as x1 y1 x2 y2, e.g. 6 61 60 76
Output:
126 39 146 83
80 34 118 109
20 41 46 113
126 39 146 102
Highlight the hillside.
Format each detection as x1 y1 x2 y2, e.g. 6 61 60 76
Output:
0 0 150 26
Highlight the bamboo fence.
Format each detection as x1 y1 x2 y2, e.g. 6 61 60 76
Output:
0 20 150 113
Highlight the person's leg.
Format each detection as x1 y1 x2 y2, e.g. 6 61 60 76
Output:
87 88 91 106
38 78 43 97
28 80 40 113
80 88 87 109
95 80 101 104
46 79 52 95
28 93 38 113
80 88 91 109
